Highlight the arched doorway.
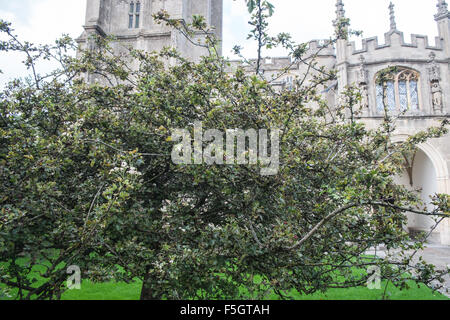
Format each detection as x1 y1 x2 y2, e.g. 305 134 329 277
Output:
396 148 439 242
392 136 450 245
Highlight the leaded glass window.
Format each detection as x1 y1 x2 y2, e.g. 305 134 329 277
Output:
284 76 294 90
375 67 420 113
129 2 134 29
376 84 384 112
398 81 408 111
387 81 396 111
135 2 140 28
129 15 134 29
409 80 419 110
128 1 141 29
135 14 140 28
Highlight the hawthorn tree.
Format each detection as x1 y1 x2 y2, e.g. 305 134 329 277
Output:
0 0 449 300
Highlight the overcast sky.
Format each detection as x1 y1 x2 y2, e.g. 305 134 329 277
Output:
0 0 442 86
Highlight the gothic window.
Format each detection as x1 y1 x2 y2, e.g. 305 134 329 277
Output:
129 3 134 29
284 76 294 90
135 2 141 28
129 1 141 29
375 67 420 113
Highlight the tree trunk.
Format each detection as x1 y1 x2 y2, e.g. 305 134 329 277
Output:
140 271 161 300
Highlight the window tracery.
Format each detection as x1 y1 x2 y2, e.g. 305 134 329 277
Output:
376 67 420 113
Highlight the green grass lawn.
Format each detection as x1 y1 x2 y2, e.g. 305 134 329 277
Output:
57 278 449 301
1 257 448 300
2 277 448 300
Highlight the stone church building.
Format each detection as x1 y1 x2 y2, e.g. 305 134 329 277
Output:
77 0 450 245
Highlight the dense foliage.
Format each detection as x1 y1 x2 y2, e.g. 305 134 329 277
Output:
0 1 449 300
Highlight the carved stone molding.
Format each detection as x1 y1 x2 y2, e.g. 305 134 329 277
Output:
357 55 368 85
428 52 441 82
428 52 443 113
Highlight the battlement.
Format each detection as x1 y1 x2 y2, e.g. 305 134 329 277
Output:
347 30 444 56
306 39 335 55
227 39 335 72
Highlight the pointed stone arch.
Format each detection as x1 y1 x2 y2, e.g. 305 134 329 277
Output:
391 134 449 193
391 134 450 244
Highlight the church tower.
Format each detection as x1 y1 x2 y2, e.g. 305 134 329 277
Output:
77 0 223 61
